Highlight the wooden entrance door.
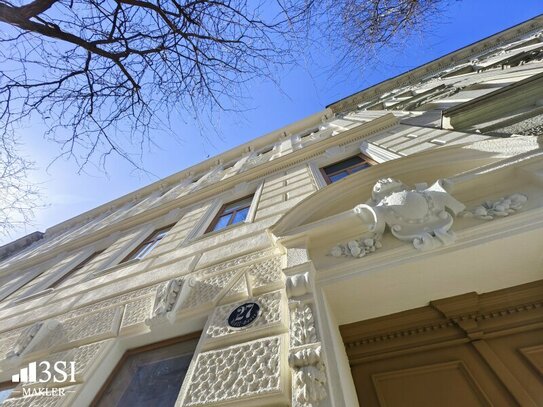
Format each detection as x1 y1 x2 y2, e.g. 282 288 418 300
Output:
340 280 543 406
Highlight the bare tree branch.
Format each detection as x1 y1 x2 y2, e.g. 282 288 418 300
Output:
0 0 451 234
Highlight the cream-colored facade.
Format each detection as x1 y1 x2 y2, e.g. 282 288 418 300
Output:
0 16 543 407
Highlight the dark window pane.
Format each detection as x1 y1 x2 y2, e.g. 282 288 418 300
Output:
0 387 14 404
323 156 363 175
232 207 250 225
349 162 371 173
95 339 196 407
329 172 350 183
116 355 192 407
213 214 232 231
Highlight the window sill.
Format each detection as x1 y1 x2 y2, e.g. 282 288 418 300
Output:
191 220 249 243
87 258 140 280
12 288 54 305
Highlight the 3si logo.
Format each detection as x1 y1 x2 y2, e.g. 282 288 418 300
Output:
12 361 76 384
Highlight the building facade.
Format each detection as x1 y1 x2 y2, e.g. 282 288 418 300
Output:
0 15 543 407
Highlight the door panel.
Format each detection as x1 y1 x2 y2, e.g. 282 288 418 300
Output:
341 280 543 407
351 343 516 406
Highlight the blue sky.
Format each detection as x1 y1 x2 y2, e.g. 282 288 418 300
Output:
5 1 543 245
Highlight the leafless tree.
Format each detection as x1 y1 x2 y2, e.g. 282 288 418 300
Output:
326 0 447 62
0 0 448 233
0 133 40 237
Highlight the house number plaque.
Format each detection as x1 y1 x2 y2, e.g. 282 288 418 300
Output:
228 302 260 328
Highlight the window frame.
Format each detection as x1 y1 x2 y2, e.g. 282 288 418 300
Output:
120 224 174 263
319 153 376 185
0 381 16 403
91 332 200 407
47 249 106 289
204 194 254 234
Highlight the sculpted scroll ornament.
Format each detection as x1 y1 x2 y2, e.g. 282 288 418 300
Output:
331 178 466 255
6 322 43 358
147 278 184 323
6 320 61 358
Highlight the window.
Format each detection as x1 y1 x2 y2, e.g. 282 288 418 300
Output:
48 249 106 289
257 147 273 156
300 127 319 138
206 195 253 233
320 154 375 184
122 225 173 262
93 335 198 407
0 382 15 404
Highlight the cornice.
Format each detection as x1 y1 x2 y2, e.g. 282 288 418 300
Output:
343 299 543 352
0 114 398 273
341 279 543 353
45 108 333 237
317 205 543 286
328 15 543 114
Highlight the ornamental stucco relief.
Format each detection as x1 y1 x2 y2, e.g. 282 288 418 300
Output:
122 295 154 329
462 193 527 220
285 268 328 407
180 268 240 311
6 320 61 359
41 306 122 350
289 302 317 347
147 277 184 323
182 335 285 406
330 235 382 258
6 322 44 359
331 178 466 255
289 345 327 407
365 178 465 250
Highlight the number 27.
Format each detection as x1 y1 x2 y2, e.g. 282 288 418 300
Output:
234 304 254 321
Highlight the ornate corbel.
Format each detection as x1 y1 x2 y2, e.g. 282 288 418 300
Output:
146 277 185 325
6 319 61 359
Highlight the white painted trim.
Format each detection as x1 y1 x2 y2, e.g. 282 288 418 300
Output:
359 141 402 163
16 248 95 299
0 266 44 302
104 225 155 270
12 288 53 304
315 289 360 407
245 182 264 224
308 162 328 190
185 198 223 242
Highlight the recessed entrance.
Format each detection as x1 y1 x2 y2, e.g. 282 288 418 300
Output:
340 280 543 406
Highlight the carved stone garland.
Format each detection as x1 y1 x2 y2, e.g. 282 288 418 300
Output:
286 271 327 407
461 193 527 220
